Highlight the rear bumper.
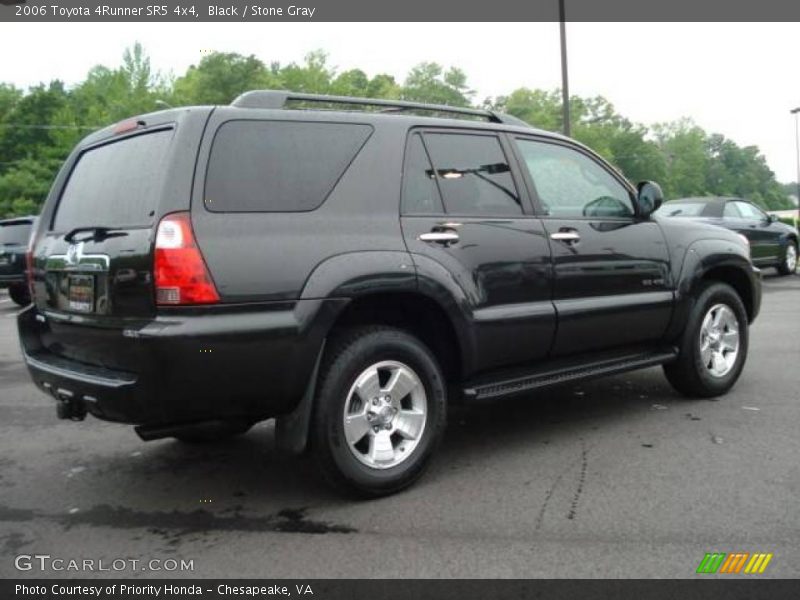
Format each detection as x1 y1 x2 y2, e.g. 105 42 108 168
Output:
17 299 346 426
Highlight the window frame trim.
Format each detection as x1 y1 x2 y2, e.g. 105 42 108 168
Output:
509 134 639 221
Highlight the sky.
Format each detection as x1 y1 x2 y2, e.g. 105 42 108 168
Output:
2 22 800 182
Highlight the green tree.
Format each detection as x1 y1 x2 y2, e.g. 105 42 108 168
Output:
172 52 275 105
401 63 473 106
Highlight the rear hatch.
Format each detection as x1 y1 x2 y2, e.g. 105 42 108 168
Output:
30 109 212 371
0 218 33 278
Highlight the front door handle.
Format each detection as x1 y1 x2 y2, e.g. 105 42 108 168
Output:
550 231 581 243
419 231 459 243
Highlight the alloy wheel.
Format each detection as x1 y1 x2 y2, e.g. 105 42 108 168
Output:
342 361 427 469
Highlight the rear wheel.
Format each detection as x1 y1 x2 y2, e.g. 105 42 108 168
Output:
776 240 797 276
8 283 30 307
664 282 748 398
311 326 447 497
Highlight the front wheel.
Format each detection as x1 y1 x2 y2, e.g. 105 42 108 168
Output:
664 282 748 398
776 240 797 276
311 326 447 497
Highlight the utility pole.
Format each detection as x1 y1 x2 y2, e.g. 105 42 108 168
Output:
792 107 800 223
559 0 571 137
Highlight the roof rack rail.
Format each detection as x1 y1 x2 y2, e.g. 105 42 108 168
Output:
230 90 530 127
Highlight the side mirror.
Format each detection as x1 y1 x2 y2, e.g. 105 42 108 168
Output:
767 213 778 223
636 181 664 218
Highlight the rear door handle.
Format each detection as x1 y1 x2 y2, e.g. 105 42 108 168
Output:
419 231 459 243
550 231 581 243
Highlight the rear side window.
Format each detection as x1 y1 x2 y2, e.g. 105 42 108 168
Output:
53 129 174 232
204 120 373 212
423 133 522 216
0 222 32 246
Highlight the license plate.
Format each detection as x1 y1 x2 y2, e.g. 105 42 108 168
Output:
68 274 95 313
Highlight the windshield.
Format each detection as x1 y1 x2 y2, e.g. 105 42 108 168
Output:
657 201 707 217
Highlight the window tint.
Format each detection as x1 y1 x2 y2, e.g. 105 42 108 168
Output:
0 222 33 246
733 201 766 220
515 139 633 218
422 133 521 216
54 130 174 231
205 120 372 212
402 134 443 214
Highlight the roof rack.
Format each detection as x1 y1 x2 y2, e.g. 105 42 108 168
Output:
230 90 530 128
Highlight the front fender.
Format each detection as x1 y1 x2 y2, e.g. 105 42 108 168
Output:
664 238 759 341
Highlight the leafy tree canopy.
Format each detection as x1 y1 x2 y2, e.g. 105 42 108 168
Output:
0 45 794 217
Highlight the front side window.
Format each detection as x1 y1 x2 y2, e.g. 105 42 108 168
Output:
723 202 742 218
515 139 634 218
422 133 522 216
732 201 766 221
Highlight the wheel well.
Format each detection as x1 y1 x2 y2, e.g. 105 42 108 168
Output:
702 266 754 321
328 293 463 383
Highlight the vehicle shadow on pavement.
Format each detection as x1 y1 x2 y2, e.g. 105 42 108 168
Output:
96 366 682 509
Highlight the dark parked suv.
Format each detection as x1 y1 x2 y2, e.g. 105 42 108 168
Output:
18 91 761 496
1 216 36 306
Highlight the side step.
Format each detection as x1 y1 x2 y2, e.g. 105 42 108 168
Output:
463 348 678 401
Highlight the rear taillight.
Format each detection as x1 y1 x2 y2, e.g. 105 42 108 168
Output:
154 212 219 305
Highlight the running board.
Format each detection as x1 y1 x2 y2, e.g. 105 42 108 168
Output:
463 348 678 401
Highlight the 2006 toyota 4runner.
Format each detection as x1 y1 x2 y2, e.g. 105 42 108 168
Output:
18 91 761 496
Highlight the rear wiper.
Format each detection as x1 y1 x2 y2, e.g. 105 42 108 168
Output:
64 226 129 244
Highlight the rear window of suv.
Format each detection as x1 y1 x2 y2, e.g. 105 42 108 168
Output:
204 120 372 212
0 221 33 246
53 129 174 232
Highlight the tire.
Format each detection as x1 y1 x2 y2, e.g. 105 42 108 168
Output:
174 421 253 444
311 326 447 498
776 239 797 276
663 281 748 398
8 283 30 307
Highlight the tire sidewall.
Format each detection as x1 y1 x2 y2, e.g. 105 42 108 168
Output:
685 283 749 394
316 329 446 495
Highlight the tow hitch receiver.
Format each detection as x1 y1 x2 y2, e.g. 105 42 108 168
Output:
54 389 87 421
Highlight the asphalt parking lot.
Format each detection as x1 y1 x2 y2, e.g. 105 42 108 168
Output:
1 273 798 579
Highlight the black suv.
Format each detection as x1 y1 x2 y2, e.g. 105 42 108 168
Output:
18 91 761 496
1 216 35 306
